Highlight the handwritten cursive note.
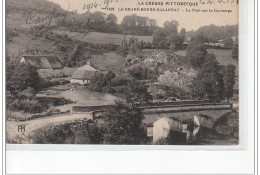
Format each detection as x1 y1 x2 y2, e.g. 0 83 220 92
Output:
82 0 119 14
200 0 237 5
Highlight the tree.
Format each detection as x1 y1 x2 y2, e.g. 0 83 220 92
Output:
168 32 183 49
232 43 238 61
191 54 224 102
187 43 207 68
91 11 106 24
223 65 236 102
102 100 147 144
152 29 167 47
179 28 186 41
223 37 234 48
6 61 41 95
128 66 155 80
163 20 179 35
88 71 115 92
169 43 176 53
119 35 128 57
125 80 152 104
106 13 117 24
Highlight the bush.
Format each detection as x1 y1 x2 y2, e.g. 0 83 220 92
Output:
9 98 45 113
31 121 104 144
128 66 156 81
214 111 238 137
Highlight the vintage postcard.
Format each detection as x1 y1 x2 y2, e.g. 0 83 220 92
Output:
5 0 239 145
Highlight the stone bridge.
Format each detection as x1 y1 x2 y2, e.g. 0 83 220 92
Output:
71 100 233 120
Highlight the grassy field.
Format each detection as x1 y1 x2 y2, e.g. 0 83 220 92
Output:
54 30 153 45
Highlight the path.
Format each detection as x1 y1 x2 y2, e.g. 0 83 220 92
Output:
6 113 91 143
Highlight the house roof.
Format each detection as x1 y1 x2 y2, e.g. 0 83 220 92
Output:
21 55 63 69
71 69 97 80
77 64 99 71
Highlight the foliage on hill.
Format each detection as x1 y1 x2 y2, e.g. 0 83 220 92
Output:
186 24 238 43
152 20 185 49
6 0 65 14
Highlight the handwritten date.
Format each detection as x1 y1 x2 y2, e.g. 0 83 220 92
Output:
200 0 237 5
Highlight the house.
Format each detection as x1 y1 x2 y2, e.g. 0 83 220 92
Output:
70 62 101 85
152 117 187 144
20 55 63 69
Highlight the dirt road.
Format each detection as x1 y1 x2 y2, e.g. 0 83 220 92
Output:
6 113 91 143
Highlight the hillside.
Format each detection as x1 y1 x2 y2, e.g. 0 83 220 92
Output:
6 0 65 14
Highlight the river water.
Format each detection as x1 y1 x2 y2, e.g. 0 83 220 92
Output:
38 85 118 112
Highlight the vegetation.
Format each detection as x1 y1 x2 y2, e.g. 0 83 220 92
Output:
214 111 239 137
186 24 238 43
232 43 239 61
31 121 104 144
152 20 185 49
187 35 208 68
127 66 157 81
6 61 41 94
191 54 224 102
223 65 236 102
102 101 147 144
223 37 234 48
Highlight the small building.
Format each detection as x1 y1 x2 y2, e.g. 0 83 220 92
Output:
70 62 100 85
152 117 186 144
20 55 63 69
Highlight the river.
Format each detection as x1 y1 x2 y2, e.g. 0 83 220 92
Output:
38 85 119 112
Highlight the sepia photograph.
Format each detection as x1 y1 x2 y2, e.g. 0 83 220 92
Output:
5 0 239 145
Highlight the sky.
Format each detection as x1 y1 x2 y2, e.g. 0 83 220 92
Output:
48 0 238 31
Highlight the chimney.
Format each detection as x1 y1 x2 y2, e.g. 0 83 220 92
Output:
87 61 91 66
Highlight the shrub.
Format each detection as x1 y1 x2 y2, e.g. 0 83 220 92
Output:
214 111 238 137
31 121 104 144
9 98 45 113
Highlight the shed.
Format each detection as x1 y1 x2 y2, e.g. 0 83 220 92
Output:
21 55 63 69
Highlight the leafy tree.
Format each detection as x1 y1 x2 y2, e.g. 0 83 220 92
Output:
107 13 117 24
232 43 238 61
88 71 115 92
187 43 207 68
179 28 186 42
163 20 179 35
102 100 147 144
191 54 224 102
152 29 167 47
125 80 152 104
168 32 183 49
128 66 156 80
119 35 128 57
6 61 41 95
223 65 236 102
223 37 234 48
